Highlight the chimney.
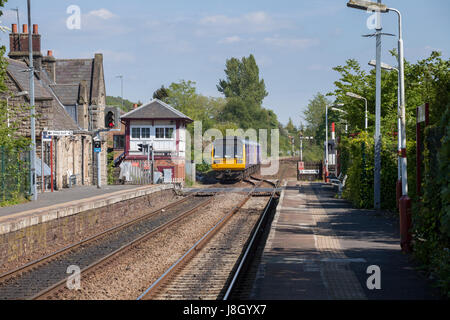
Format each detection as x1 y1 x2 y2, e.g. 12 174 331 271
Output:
133 104 138 109
9 23 42 67
42 49 56 83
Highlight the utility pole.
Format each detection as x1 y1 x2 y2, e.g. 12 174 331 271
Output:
27 0 37 201
117 75 123 110
390 7 411 252
373 0 382 210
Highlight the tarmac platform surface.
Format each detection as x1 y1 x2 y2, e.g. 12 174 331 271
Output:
250 180 441 300
0 185 139 218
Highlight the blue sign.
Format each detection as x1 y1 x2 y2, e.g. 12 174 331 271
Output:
94 141 101 153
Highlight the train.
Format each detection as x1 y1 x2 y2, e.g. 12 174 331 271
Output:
211 137 261 181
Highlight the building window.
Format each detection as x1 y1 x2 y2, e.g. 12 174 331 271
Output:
156 127 165 139
113 135 125 149
132 127 140 139
156 127 174 139
165 128 174 139
142 128 151 139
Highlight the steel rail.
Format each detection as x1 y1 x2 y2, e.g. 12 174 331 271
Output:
0 194 197 286
31 195 215 300
137 181 264 300
223 168 286 300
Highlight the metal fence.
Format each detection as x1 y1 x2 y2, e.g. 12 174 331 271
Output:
119 160 183 185
0 146 30 203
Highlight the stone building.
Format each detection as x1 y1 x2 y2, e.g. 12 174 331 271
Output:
2 23 109 190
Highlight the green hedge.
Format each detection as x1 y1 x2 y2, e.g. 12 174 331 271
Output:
340 132 397 210
413 105 450 297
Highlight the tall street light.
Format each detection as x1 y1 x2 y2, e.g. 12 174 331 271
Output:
116 75 124 110
27 0 37 201
348 0 411 250
347 0 390 210
331 107 348 133
326 102 344 181
346 92 368 130
368 59 402 211
388 6 411 252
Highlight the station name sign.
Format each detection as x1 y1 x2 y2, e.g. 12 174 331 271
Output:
299 169 319 174
44 130 74 136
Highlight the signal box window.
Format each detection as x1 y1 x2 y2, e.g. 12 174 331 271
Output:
156 128 165 139
156 127 174 139
132 128 140 139
142 128 151 139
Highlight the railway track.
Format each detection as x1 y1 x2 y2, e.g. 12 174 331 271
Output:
137 179 277 300
0 194 211 300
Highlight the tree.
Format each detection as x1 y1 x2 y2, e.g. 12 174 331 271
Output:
152 86 169 100
217 54 268 106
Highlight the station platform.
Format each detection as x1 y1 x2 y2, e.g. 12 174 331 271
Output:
250 180 440 300
0 184 174 235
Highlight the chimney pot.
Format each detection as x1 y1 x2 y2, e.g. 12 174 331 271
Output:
33 24 38 34
47 50 53 57
12 24 18 33
22 24 28 34
133 104 138 109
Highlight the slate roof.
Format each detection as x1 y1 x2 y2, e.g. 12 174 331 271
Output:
54 59 93 103
52 102 80 130
121 99 193 122
49 84 80 105
5 58 52 99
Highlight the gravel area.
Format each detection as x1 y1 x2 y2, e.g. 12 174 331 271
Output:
154 196 270 300
0 189 181 275
54 193 247 300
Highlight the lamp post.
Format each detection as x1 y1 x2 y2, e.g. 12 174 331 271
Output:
388 6 411 252
368 59 402 210
347 0 390 210
27 0 37 201
331 107 348 133
346 92 368 130
116 75 124 110
347 0 411 250
299 134 313 162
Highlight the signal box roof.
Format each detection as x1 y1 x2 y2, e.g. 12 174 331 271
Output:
121 99 193 123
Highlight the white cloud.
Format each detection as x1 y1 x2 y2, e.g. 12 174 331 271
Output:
263 36 320 49
87 9 117 20
218 36 242 44
198 11 290 35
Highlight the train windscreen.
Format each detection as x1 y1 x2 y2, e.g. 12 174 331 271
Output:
213 138 243 158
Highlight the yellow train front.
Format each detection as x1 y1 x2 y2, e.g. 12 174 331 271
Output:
211 137 261 181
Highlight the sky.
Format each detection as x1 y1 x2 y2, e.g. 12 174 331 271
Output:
1 0 449 125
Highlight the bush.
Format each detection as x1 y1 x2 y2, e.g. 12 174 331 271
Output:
340 132 397 209
413 104 450 297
